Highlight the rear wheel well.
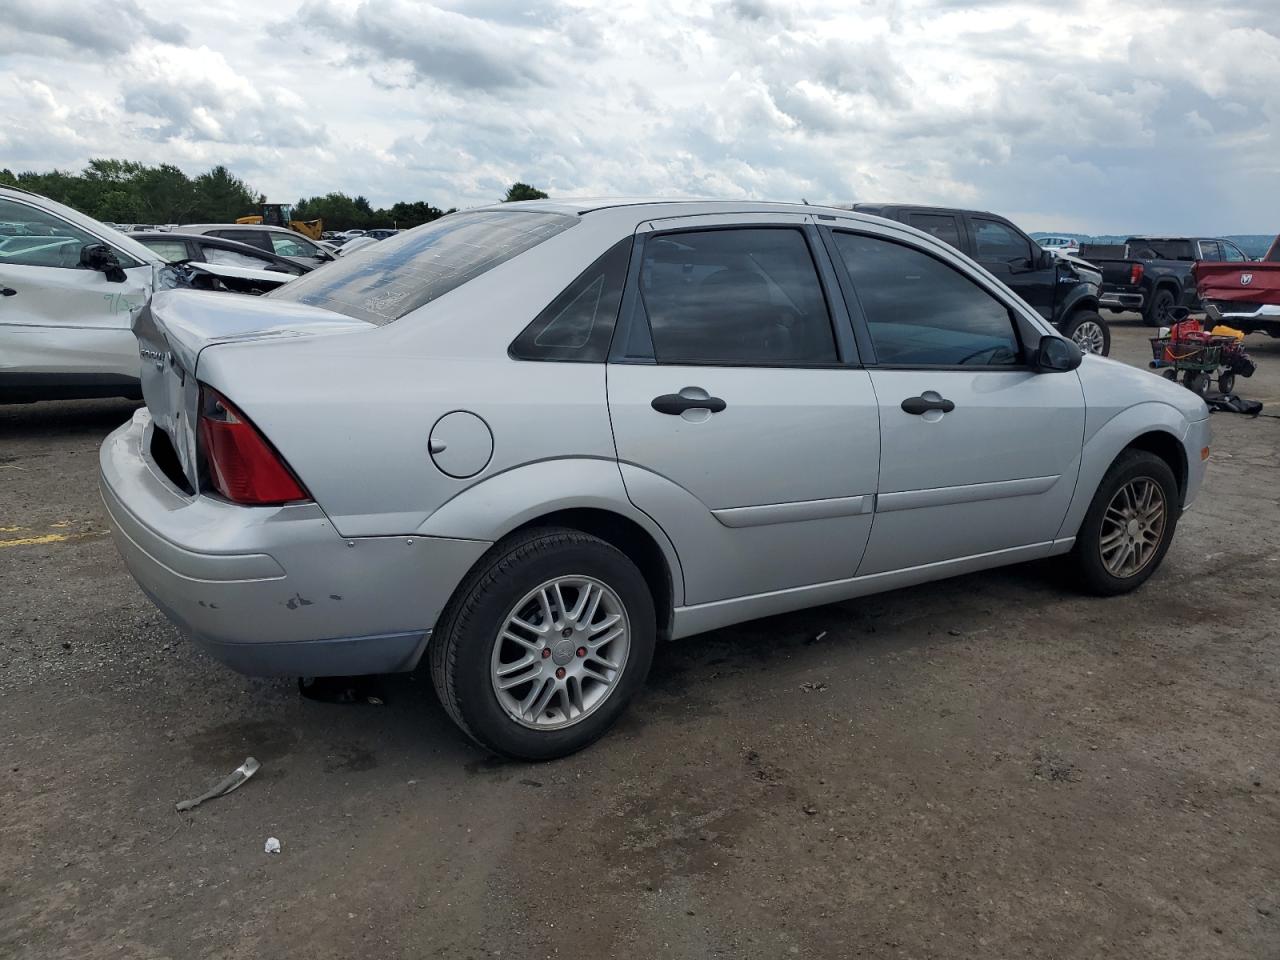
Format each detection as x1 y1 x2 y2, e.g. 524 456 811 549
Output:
509 509 675 641
1124 431 1187 502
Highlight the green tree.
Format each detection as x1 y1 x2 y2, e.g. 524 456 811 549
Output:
135 164 196 224
192 165 257 222
503 182 548 202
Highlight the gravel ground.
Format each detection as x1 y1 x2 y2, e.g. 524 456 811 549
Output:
2 315 1278 959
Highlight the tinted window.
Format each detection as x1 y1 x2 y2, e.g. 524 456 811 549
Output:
1129 239 1194 260
1198 240 1222 261
268 210 575 325
637 228 836 365
907 213 962 250
139 239 190 263
510 238 631 362
0 198 135 269
971 218 1031 263
212 229 272 252
1221 242 1246 263
270 233 317 258
834 232 1021 366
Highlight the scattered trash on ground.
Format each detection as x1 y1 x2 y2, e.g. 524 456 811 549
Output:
800 681 828 693
298 675 387 705
813 631 828 643
174 757 260 812
264 837 282 855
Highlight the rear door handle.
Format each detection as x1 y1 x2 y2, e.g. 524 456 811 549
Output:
0 287 15 297
901 395 955 415
651 392 727 415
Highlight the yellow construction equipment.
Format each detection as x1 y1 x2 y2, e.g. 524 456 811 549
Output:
236 202 323 241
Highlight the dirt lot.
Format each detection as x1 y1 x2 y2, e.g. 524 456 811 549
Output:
2 315 1278 959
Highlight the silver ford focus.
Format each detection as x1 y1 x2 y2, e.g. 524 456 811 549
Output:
100 200 1210 759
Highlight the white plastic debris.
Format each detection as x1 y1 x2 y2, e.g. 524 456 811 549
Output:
264 837 282 855
175 757 260 812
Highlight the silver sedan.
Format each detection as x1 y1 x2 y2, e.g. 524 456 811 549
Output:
100 199 1211 759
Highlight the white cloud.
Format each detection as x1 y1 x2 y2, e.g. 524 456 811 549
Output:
0 0 1276 233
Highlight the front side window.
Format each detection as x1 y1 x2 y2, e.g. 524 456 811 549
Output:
834 232 1021 366
1198 240 1222 261
0 198 126 269
212 229 273 253
636 228 836 365
268 210 575 325
1221 242 1246 263
201 245 296 272
971 218 1031 263
907 213 962 250
270 233 317 258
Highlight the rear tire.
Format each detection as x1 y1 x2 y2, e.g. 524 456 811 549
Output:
1218 371 1236 395
428 527 656 760
1071 450 1179 596
1144 288 1175 328
1061 310 1111 356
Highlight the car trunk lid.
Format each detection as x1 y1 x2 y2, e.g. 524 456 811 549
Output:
1194 262 1280 306
132 289 373 491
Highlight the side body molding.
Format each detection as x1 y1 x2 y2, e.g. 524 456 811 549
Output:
414 457 686 608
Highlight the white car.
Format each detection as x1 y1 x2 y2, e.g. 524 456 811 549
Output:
1040 236 1082 257
0 187 297 404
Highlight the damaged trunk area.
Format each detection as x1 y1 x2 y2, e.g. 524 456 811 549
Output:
132 289 374 496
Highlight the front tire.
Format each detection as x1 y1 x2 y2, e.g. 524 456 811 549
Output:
1062 310 1111 356
1071 450 1179 596
428 528 656 760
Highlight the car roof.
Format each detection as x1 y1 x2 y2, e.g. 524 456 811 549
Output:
1127 235 1223 242
849 202 1007 220
177 223 314 236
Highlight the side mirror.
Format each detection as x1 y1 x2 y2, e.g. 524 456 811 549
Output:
80 243 127 283
1034 335 1082 373
1041 249 1057 269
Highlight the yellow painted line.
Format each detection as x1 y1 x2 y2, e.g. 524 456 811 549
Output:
0 526 25 532
0 531 106 548
0 533 73 547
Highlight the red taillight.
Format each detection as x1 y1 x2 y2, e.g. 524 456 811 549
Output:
198 385 310 505
1130 263 1144 285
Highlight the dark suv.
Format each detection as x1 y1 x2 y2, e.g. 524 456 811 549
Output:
851 204 1110 355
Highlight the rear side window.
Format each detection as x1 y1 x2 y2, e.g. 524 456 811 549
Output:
636 228 837 365
269 210 575 325
907 213 962 250
1221 242 1246 263
835 232 1021 366
1198 240 1222 261
510 237 631 362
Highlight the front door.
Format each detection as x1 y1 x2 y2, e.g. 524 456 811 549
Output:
826 227 1085 576
0 197 151 392
606 217 881 605
968 215 1057 320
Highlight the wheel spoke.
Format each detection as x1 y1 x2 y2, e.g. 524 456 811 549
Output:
490 574 632 731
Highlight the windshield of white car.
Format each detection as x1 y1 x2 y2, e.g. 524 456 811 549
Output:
267 210 576 325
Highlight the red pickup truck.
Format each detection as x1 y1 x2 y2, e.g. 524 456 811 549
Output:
1195 236 1280 337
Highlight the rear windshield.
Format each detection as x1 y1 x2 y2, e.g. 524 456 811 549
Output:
267 210 575 325
1127 239 1195 261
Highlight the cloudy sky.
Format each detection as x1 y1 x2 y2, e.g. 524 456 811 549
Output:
2 0 1277 233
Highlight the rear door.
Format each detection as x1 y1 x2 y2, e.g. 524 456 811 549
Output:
824 223 1085 576
967 215 1057 320
0 196 152 390
606 214 881 605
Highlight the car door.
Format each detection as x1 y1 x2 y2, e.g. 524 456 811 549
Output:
606 215 881 605
823 224 1085 576
0 196 152 388
967 215 1057 319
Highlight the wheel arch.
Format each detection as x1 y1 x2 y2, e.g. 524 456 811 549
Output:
415 458 685 636
1057 404 1192 540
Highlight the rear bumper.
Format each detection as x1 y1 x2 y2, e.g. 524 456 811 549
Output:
1205 302 1280 333
99 409 490 676
1099 286 1145 311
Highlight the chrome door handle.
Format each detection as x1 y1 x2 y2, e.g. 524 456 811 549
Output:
901 395 955 415
651 393 727 415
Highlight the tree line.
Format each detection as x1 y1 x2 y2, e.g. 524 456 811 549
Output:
0 160 549 231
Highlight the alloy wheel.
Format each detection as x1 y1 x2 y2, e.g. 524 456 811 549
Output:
490 576 631 730
1071 320 1107 355
1099 477 1166 578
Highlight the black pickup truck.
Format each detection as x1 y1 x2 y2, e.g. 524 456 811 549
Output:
1078 236 1251 327
852 203 1110 354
